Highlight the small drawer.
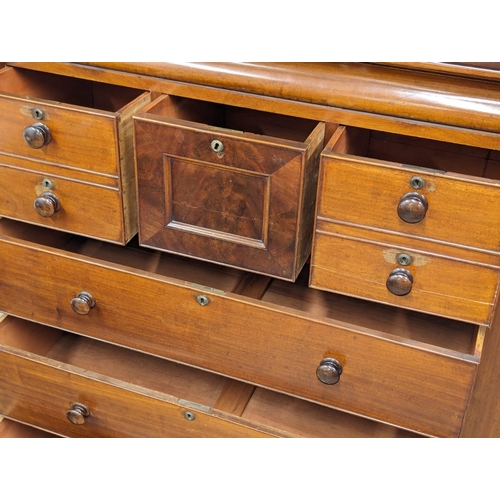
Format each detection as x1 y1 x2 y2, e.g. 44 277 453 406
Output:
133 95 326 281
0 315 419 438
316 126 500 253
0 162 126 243
0 219 484 436
0 66 151 243
310 221 500 325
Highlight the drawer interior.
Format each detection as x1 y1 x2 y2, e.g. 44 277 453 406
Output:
0 217 482 357
0 314 419 438
144 94 320 142
331 126 500 181
0 66 144 112
0 416 59 438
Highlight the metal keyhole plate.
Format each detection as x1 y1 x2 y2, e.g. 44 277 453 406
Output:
211 140 224 153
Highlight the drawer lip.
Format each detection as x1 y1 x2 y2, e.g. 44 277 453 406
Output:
0 228 481 437
134 112 312 150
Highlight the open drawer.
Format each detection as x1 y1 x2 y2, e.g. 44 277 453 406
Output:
0 218 484 437
0 315 417 438
133 95 326 281
314 126 500 251
0 66 151 244
310 126 500 324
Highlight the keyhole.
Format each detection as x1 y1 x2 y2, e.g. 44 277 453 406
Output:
211 140 224 153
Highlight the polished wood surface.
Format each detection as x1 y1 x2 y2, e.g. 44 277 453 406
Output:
134 95 325 280
0 219 482 437
311 223 498 325
1 62 500 437
0 66 150 244
10 62 500 150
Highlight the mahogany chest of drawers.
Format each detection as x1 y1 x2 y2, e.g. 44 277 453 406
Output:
1 62 500 438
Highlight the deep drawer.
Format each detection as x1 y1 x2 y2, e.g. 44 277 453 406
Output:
0 219 483 437
0 66 151 243
316 126 500 253
133 95 326 281
0 315 417 438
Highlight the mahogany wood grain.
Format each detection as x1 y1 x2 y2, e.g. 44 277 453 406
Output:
0 163 124 243
242 389 419 438
317 126 500 254
0 221 482 436
134 96 325 280
310 226 498 325
461 302 500 436
0 66 151 244
72 63 500 134
0 316 284 437
9 63 500 151
0 417 58 438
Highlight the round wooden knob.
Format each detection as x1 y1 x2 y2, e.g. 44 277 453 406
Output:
386 268 414 296
397 192 428 223
71 292 96 315
34 192 60 217
316 358 343 385
23 122 51 149
66 403 90 425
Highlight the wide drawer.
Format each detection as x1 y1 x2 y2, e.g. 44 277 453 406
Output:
310 221 500 325
133 95 326 281
317 126 500 253
0 219 483 437
0 315 417 438
0 66 151 243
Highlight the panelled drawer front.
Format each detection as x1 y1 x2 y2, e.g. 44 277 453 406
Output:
0 346 274 438
0 164 125 243
319 139 500 253
0 233 479 437
310 224 499 325
133 97 325 281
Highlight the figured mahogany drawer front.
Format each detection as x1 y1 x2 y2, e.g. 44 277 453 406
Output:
310 222 500 325
0 66 151 243
0 221 481 437
318 126 500 253
133 95 325 281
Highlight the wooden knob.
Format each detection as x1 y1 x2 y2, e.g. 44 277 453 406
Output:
397 192 428 223
386 268 413 296
316 358 343 385
34 192 60 217
23 122 51 149
71 292 96 315
66 403 90 425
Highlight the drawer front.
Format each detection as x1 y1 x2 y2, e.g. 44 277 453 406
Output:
0 347 273 438
0 163 125 242
0 234 478 436
133 116 324 281
310 224 499 325
0 94 120 175
318 153 500 253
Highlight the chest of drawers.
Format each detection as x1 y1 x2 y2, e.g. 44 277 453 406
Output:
1 62 500 438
